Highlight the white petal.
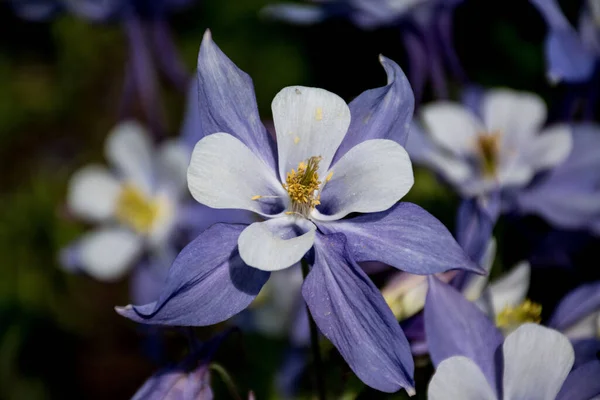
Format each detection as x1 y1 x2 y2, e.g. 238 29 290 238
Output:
420 102 483 156
463 238 496 302
187 133 286 216
525 124 573 171
313 139 413 221
238 216 316 271
502 324 574 400
156 140 191 198
105 120 154 193
497 160 535 188
489 261 531 316
78 227 143 281
272 86 351 181
428 356 497 400
482 89 546 153
67 165 121 221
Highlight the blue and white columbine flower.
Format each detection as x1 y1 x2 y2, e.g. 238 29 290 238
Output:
407 88 572 199
424 277 600 400
64 120 188 281
117 30 481 394
529 0 600 84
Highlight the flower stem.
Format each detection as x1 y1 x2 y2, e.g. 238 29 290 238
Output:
301 259 327 400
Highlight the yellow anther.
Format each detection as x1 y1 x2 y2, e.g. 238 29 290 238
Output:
284 156 323 216
476 132 501 177
315 107 323 121
325 171 333 182
115 184 160 234
496 299 542 332
294 136 300 144
251 195 262 201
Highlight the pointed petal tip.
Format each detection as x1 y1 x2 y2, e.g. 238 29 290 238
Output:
406 386 416 397
202 29 212 42
114 305 132 316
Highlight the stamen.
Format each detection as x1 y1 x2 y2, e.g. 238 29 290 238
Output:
284 156 323 217
115 184 160 234
496 299 542 332
476 132 501 177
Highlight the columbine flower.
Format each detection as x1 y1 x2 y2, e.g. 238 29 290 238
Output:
117 30 481 394
511 123 600 234
529 0 599 85
261 0 467 101
424 277 600 400
407 88 573 201
64 120 188 281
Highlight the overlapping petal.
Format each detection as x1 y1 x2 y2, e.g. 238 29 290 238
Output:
302 233 415 394
197 30 277 170
315 139 413 220
502 324 574 400
548 281 600 332
428 356 496 400
67 165 121 222
556 360 600 400
317 202 482 274
116 223 270 326
424 276 504 390
238 217 316 271
273 86 350 180
332 56 414 163
187 133 286 216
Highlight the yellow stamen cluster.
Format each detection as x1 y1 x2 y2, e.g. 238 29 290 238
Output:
476 133 501 177
115 184 160 234
496 299 542 331
284 156 323 216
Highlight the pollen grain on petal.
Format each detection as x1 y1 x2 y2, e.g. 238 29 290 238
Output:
315 107 323 121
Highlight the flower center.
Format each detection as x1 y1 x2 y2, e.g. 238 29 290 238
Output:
496 299 542 333
283 156 330 217
115 184 161 234
476 132 501 178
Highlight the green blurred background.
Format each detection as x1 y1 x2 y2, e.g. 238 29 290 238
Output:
0 0 592 398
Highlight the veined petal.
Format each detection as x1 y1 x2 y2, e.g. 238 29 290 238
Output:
525 125 572 171
482 89 546 153
428 357 497 400
116 224 270 326
424 277 504 390
105 120 154 194
302 233 415 394
67 165 121 222
420 102 483 157
502 324 574 400
197 30 277 170
556 360 600 400
78 227 143 281
315 139 413 220
273 86 350 181
548 281 600 333
488 261 531 316
316 202 482 274
332 56 413 163
187 133 286 216
238 217 316 271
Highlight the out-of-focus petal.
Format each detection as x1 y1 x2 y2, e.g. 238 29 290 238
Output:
272 86 350 181
78 227 143 281
261 4 327 25
487 261 531 316
302 233 415 394
238 217 316 271
420 102 482 157
314 139 413 220
424 276 504 391
428 356 497 400
548 281 600 334
317 202 482 274
187 133 286 216
67 165 121 222
156 140 190 198
197 30 277 170
105 120 155 194
556 360 600 400
333 56 413 162
524 125 572 171
116 224 270 326
502 324 574 400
